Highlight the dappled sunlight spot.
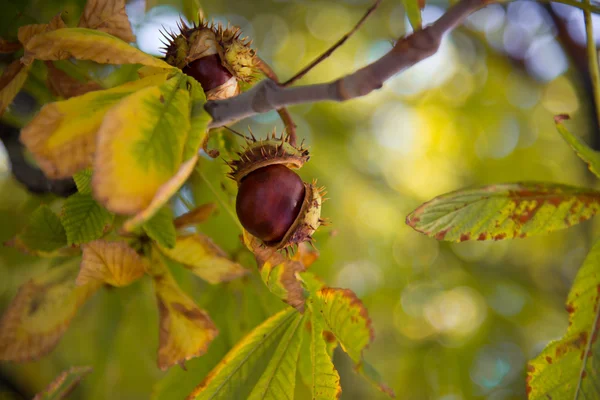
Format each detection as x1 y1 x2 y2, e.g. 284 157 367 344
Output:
525 36 568 82
451 241 493 263
401 281 443 318
466 5 506 34
137 6 191 56
439 67 476 107
505 71 541 110
334 260 382 297
393 232 440 271
423 286 487 338
305 3 351 42
371 102 421 154
273 31 306 78
486 282 528 317
506 1 547 36
394 297 437 341
541 76 579 114
469 343 525 392
565 12 600 46
475 116 520 160
502 22 534 60
251 14 289 64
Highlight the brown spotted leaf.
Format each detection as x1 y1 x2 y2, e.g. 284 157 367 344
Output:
157 233 248 284
0 60 31 116
33 366 93 400
527 238 600 399
0 262 100 362
173 203 217 229
148 249 218 371
78 0 135 43
77 240 146 287
406 183 600 242
45 61 102 99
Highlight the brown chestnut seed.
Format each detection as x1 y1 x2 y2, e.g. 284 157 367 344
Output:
182 54 233 92
236 164 305 243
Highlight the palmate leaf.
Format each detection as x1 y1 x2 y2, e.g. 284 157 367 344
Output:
186 308 297 400
527 239 600 399
248 313 305 400
8 205 67 255
555 114 600 179
23 28 171 68
78 0 135 43
20 72 171 179
406 183 600 242
148 250 218 371
77 240 146 287
0 261 100 362
61 193 114 245
33 366 93 400
0 59 31 116
308 303 342 400
93 73 191 214
185 77 211 160
142 207 177 249
158 233 248 284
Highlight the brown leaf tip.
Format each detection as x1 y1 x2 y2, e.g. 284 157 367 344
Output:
554 114 570 124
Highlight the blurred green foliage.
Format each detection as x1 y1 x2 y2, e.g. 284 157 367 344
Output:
0 0 597 399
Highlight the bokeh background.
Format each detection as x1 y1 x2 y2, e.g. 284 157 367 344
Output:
0 0 598 399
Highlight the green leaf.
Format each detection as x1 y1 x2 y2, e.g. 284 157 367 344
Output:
248 313 304 400
16 205 67 252
355 362 396 398
93 73 191 215
403 0 422 30
309 304 341 400
555 114 600 179
527 238 600 399
143 206 177 249
315 287 374 364
184 77 210 160
186 308 297 400
183 0 202 25
33 366 93 400
61 193 114 246
406 183 600 242
73 168 93 194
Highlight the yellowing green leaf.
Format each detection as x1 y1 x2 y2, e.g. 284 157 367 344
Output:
93 74 191 214
315 287 374 364
186 308 297 400
309 303 341 400
174 203 217 229
24 28 172 68
10 205 67 254
78 0 135 43
61 193 114 245
73 168 93 194
0 60 31 116
527 239 600 399
182 0 202 24
403 0 422 30
143 207 177 249
555 114 600 179
20 73 170 178
248 313 304 400
45 60 102 99
122 155 198 231
184 77 210 160
158 233 248 284
33 366 93 400
0 262 100 362
77 240 145 287
406 183 600 242
148 250 218 371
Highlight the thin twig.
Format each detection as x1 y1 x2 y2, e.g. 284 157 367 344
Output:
282 0 383 87
583 0 600 131
205 0 487 128
255 57 298 146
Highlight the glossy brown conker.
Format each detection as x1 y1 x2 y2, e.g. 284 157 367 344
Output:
182 54 233 92
235 164 305 243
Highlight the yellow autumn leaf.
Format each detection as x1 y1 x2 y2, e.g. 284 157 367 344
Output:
158 233 248 284
148 250 218 370
20 72 170 179
122 155 199 230
24 28 172 69
0 60 31 116
78 0 136 43
0 262 100 362
18 14 67 47
77 240 146 287
93 74 191 214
